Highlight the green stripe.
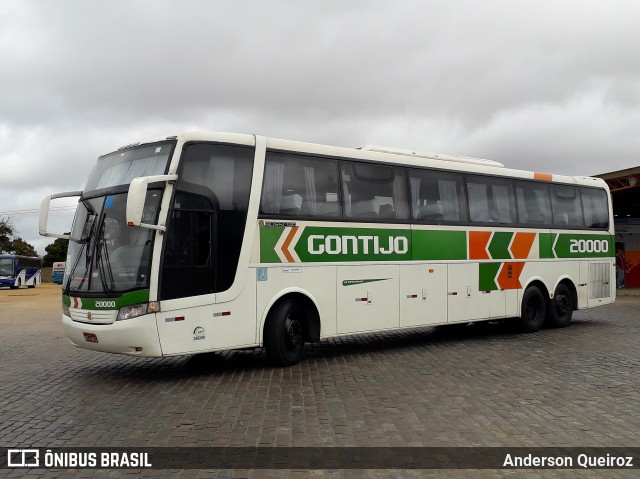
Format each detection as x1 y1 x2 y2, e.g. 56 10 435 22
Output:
479 263 501 291
412 230 467 260
540 233 614 259
259 227 283 263
539 233 556 259
488 232 513 260
342 278 391 286
259 225 613 263
63 289 150 310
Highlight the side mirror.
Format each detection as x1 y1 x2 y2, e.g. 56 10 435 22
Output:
39 191 83 239
126 174 177 231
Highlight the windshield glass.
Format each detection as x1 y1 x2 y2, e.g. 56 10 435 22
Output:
84 141 174 195
0 258 14 276
65 191 162 295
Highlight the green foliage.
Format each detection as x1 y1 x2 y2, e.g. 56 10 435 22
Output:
0 218 13 253
0 217 39 257
10 238 38 257
43 238 69 266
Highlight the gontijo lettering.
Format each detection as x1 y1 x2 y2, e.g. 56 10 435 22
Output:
308 234 409 255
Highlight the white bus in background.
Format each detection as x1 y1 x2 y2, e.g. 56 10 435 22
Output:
40 132 615 366
52 262 66 284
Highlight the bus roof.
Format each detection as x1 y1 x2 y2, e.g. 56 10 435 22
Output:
119 131 608 190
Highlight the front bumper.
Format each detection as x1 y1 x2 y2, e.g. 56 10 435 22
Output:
62 313 163 357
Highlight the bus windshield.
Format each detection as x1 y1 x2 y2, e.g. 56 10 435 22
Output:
0 258 13 276
65 190 162 295
83 141 174 195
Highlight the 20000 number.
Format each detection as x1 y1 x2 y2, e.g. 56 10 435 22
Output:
569 239 609 254
95 301 117 308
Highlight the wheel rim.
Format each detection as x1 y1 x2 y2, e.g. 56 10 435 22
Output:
284 316 302 352
525 295 541 322
554 293 570 317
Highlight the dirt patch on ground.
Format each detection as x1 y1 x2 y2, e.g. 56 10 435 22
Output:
0 283 62 332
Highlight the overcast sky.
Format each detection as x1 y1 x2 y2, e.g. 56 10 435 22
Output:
2 0 640 254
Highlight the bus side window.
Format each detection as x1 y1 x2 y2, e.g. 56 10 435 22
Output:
515 181 552 226
466 176 516 225
261 152 341 218
551 185 584 228
341 162 408 221
581 188 609 229
409 169 467 223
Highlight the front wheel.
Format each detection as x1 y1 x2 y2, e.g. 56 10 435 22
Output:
515 286 546 333
264 299 305 367
546 283 573 328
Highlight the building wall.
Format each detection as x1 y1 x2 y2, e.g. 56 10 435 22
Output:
615 221 640 288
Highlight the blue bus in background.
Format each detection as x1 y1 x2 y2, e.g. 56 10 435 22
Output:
0 254 42 289
52 262 66 284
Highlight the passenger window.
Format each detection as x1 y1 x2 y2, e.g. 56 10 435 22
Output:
341 163 409 220
261 152 341 217
581 188 609 229
408 169 467 222
466 176 516 224
551 185 584 228
515 181 552 226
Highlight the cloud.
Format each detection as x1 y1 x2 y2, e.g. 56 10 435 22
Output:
2 0 640 252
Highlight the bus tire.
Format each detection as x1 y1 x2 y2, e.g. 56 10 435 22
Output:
10 278 21 290
264 299 304 367
28 278 36 289
546 283 573 328
516 286 546 333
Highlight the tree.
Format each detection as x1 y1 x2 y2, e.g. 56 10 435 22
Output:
10 238 38 257
0 218 13 253
0 217 39 256
43 238 69 266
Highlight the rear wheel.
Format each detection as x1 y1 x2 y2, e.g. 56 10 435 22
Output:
515 286 546 333
264 299 305 367
546 283 573 328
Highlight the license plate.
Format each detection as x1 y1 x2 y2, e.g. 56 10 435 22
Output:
83 332 98 343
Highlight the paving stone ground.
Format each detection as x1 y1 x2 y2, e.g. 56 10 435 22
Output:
1 284 639 478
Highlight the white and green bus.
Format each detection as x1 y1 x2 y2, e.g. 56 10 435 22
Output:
40 132 614 366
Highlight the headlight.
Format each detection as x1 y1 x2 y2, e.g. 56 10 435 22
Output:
116 301 160 321
62 302 70 317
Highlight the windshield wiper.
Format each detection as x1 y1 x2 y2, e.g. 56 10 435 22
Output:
97 238 115 293
64 211 97 296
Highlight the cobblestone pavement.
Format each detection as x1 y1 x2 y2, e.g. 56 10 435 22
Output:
1 285 639 478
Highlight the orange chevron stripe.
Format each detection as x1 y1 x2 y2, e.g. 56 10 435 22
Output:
497 262 524 290
469 231 491 260
281 226 299 263
510 232 536 259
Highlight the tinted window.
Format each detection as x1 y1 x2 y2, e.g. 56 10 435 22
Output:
162 143 254 299
261 152 341 217
515 181 552 225
341 163 409 220
581 188 609 229
409 169 467 222
551 185 584 228
467 176 516 224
